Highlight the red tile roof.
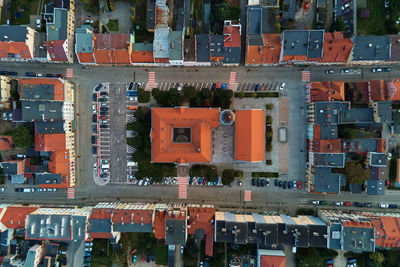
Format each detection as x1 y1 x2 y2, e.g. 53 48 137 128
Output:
377 139 386 153
355 80 385 102
90 208 114 220
90 232 114 239
322 32 353 62
281 55 307 62
235 110 265 162
260 255 286 267
151 107 220 163
112 209 153 225
313 125 321 139
94 34 130 50
35 133 66 152
246 34 281 65
310 81 345 102
0 136 12 151
77 52 95 63
0 42 32 59
131 50 154 63
19 77 65 101
45 40 68 62
1 206 38 229
187 206 215 256
153 210 166 240
224 23 241 48
372 217 400 248
94 50 131 64
386 79 400 101
313 139 342 153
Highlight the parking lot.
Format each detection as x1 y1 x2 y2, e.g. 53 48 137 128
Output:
335 0 355 35
148 82 284 92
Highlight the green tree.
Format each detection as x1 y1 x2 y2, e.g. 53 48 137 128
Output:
215 2 240 22
369 252 384 264
339 127 356 139
9 124 33 149
266 103 274 110
199 88 211 99
183 86 197 100
345 162 370 184
138 88 150 103
266 116 272 124
213 89 233 109
222 169 235 185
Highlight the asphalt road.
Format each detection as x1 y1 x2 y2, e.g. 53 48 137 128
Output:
3 61 400 215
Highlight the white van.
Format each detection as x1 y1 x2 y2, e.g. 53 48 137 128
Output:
138 179 144 186
23 188 34 193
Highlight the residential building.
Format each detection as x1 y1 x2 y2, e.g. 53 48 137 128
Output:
131 43 154 64
24 244 42 267
150 107 220 163
111 203 155 233
0 25 36 61
0 75 11 106
187 205 215 256
246 34 281 65
321 32 353 63
93 33 133 65
351 36 391 63
75 25 95 64
235 109 265 162
153 27 170 63
169 31 184 65
0 136 12 151
257 249 286 267
308 81 345 102
280 30 324 63
88 203 120 242
164 205 187 245
0 205 38 231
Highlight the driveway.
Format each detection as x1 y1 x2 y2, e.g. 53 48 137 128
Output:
99 1 132 33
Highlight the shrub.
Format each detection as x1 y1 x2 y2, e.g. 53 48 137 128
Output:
266 103 274 110
138 88 150 103
266 160 272 165
221 169 235 185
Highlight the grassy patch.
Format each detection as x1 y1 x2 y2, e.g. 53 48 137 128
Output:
107 19 119 31
155 245 168 265
357 0 387 35
296 248 338 267
252 172 278 177
190 165 218 181
5 0 38 25
234 92 279 98
90 239 113 267
138 88 150 103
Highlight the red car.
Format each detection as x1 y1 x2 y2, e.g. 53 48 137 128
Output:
202 178 207 185
297 181 302 189
100 116 107 120
344 202 351 206
385 180 390 187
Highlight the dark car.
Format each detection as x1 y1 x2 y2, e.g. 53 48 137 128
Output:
93 93 97 101
92 125 97 133
100 111 108 116
92 146 97 154
95 83 102 91
151 255 155 261
100 124 108 128
99 97 108 102
211 83 217 91
92 114 97 123
84 256 91 261
383 67 391 72
364 203 372 207
389 204 398 209
256 178 261 187
354 202 363 207
15 188 23 192
91 136 96 144
56 74 63 78
283 181 287 189
8 71 18 76
25 72 36 77
0 71 8 75
274 179 278 186
260 179 265 187
251 178 256 186
128 82 134 90
100 91 108 96
146 256 151 263
100 107 109 112
61 257 67 265
254 84 260 91
45 73 56 77
279 181 283 187
288 181 293 189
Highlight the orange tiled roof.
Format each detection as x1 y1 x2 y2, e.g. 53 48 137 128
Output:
187 206 214 256
377 139 386 153
48 150 69 175
19 77 65 101
371 80 386 101
90 208 113 220
224 24 241 47
131 50 154 63
281 55 307 62
342 220 373 228
386 79 400 101
322 32 353 62
235 110 265 162
0 42 32 59
153 209 166 240
0 136 12 151
35 133 66 152
313 125 321 139
112 209 153 225
151 107 220 163
94 34 130 50
372 217 400 248
77 52 95 63
313 139 341 153
94 50 131 64
261 255 286 267
310 81 345 102
246 34 281 65
1 206 38 229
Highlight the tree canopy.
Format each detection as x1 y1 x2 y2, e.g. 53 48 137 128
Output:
345 162 370 184
152 88 183 107
8 124 34 149
221 169 235 185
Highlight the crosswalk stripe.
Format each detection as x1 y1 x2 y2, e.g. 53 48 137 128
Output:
67 188 75 199
244 190 251 201
302 71 310 82
178 177 187 199
66 68 73 78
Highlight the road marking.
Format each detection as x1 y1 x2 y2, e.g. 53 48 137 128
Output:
148 72 155 89
67 188 75 199
228 72 236 90
178 178 187 199
302 71 311 82
66 68 73 78
244 190 251 201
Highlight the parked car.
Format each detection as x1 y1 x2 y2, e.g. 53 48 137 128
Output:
260 179 265 187
92 146 97 154
92 125 97 133
84 247 92 252
283 181 287 189
56 74 63 78
211 83 217 91
251 178 256 186
128 82 134 90
254 84 260 91
95 84 102 91
0 71 8 75
93 93 97 101
341 69 350 73
100 111 108 116
100 91 108 96
180 246 184 254
274 179 279 186
100 107 109 112
354 202 363 207
99 97 108 102
92 114 97 123
45 73 56 77
25 72 36 77
383 67 391 72
325 70 334 74
256 178 261 187
279 181 283 187
344 202 351 206
389 204 398 209
379 203 389 208
371 68 383 72
288 181 293 189
8 71 17 76
266 179 270 187
320 201 328 205
279 82 286 90
311 200 320 205
100 120 108 124
364 203 372 207
100 124 108 129
334 201 343 206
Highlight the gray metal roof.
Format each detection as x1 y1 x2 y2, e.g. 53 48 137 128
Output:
35 172 62 185
210 35 224 58
376 101 393 122
46 8 68 41
313 167 344 194
153 27 170 59
146 0 156 30
10 174 24 184
339 109 374 123
287 0 296 19
20 83 55 100
113 223 153 233
89 219 112 234
314 102 350 126
342 226 375 252
282 30 324 58
165 219 186 245
0 25 28 42
369 153 387 167
367 179 385 195
328 223 342 249
223 47 241 64
369 166 387 180
169 31 183 61
0 162 18 175
314 153 345 168
307 30 324 58
21 100 63 121
247 6 262 35
350 183 362 194
353 35 391 61
35 121 65 134
75 26 94 53
341 139 378 153
195 34 210 62
132 43 153 52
